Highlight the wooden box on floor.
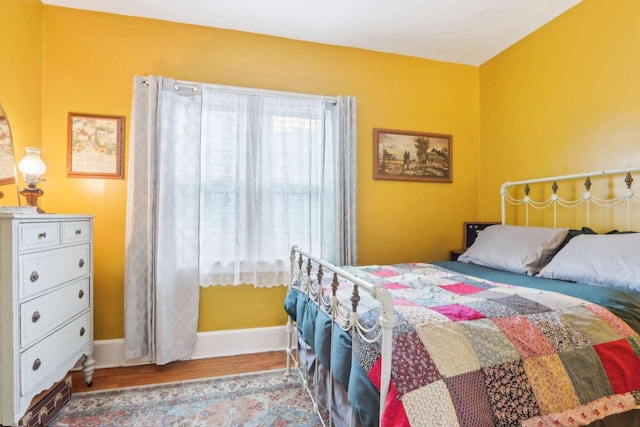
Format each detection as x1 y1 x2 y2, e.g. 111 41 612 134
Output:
19 375 72 427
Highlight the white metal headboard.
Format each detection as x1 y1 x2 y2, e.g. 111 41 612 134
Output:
501 167 640 230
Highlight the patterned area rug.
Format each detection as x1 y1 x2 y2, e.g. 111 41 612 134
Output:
51 369 324 426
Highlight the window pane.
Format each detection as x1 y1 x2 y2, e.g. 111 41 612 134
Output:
198 91 336 285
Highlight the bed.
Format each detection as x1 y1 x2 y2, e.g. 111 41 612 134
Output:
284 168 640 427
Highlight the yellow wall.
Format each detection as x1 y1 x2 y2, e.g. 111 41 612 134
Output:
33 7 479 340
6 0 639 344
0 0 43 206
479 0 640 221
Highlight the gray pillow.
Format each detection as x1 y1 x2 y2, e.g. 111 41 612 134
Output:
537 233 640 290
457 225 569 276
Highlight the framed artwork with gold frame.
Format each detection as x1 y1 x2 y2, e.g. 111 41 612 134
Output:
67 112 124 179
374 128 452 183
0 116 16 185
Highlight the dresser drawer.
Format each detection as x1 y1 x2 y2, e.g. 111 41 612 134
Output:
20 312 91 397
19 223 60 252
61 221 91 245
20 278 90 348
0 214 94 426
20 244 91 300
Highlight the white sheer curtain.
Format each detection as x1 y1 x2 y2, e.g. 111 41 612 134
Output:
124 75 357 363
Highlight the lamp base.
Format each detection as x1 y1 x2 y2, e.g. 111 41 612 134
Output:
20 188 44 213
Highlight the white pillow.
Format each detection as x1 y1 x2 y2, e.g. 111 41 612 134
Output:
537 233 640 290
457 225 569 275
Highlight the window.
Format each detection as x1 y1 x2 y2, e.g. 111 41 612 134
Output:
126 76 355 363
196 91 339 286
126 77 356 290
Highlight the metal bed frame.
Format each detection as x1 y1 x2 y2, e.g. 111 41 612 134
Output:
501 167 640 229
286 247 395 426
286 167 640 427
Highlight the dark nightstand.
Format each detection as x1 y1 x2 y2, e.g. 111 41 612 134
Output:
449 249 465 261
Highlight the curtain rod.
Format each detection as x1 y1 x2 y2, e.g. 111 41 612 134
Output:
141 78 337 104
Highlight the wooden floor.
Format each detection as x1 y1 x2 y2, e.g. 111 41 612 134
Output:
70 350 289 392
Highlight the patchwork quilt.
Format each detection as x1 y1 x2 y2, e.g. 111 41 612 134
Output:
286 263 640 427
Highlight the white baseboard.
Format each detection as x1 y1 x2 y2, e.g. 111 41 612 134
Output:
90 325 290 369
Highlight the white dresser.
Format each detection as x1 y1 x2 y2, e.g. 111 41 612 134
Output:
0 214 95 425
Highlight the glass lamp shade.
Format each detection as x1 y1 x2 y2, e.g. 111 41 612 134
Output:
18 147 46 188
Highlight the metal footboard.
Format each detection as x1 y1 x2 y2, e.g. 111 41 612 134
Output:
286 246 396 427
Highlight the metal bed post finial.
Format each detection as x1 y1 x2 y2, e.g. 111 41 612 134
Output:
317 265 324 286
551 180 558 227
331 273 339 296
351 285 360 313
625 172 634 231
584 177 592 227
524 184 530 226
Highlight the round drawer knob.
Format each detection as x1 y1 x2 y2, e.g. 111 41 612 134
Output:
33 359 41 371
75 229 82 235
80 327 86 336
30 271 39 282
32 311 41 323
79 289 85 299
79 259 85 268
38 232 47 239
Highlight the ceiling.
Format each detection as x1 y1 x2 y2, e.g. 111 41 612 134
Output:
41 0 582 66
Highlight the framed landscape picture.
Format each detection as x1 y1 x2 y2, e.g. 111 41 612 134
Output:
68 113 125 179
373 128 452 183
